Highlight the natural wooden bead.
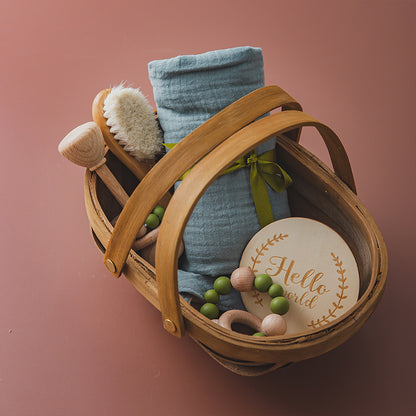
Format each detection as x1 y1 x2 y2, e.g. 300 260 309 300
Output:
260 314 287 336
230 267 255 292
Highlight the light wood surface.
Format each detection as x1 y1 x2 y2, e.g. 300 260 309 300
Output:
133 226 160 250
230 267 255 292
59 122 130 206
218 310 262 332
59 122 158 256
239 217 360 334
261 314 287 336
111 215 147 240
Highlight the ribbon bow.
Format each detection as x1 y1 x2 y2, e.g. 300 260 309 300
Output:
164 144 292 228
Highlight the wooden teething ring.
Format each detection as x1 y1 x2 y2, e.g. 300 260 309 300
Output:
218 310 287 336
218 310 262 332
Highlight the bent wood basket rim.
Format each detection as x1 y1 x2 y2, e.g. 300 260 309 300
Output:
84 86 387 375
84 135 387 375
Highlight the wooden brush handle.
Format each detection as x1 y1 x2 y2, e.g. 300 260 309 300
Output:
103 85 302 283
93 90 153 178
156 110 355 337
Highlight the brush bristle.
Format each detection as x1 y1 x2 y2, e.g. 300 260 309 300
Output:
103 85 163 160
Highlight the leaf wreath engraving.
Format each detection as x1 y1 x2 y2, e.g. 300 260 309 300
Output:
307 252 349 329
249 234 289 306
250 233 289 274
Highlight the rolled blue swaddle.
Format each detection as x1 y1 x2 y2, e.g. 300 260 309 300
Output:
148 47 291 311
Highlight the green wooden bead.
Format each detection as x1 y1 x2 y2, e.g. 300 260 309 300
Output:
254 274 273 292
204 289 219 304
270 296 290 315
213 276 232 295
145 213 160 229
252 332 266 337
200 303 219 319
268 283 284 298
153 205 165 220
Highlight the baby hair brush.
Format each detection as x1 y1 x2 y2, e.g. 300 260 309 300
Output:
92 85 170 207
92 86 158 171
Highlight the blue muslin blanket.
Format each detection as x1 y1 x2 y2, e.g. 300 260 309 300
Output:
148 47 291 311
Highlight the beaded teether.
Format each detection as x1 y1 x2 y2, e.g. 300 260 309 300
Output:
231 267 290 317
199 267 289 336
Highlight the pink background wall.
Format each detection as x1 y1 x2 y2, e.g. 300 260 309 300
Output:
1 0 415 415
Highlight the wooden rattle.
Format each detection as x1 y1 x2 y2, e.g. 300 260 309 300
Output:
200 271 289 335
230 267 255 292
59 122 130 207
59 122 158 259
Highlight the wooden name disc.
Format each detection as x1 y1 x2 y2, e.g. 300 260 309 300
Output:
240 217 359 335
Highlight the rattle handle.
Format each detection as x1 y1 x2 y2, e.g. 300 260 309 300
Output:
95 164 129 207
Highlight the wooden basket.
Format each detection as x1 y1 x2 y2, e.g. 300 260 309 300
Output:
84 85 387 376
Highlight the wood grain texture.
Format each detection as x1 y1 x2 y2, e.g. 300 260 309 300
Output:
59 122 130 207
218 310 262 332
59 122 159 258
58 122 106 169
239 217 360 333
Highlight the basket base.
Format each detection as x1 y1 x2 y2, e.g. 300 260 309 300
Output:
194 340 291 376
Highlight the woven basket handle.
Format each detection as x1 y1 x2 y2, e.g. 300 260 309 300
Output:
156 110 355 337
103 86 302 281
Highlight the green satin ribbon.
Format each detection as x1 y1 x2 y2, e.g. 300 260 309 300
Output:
163 144 292 228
